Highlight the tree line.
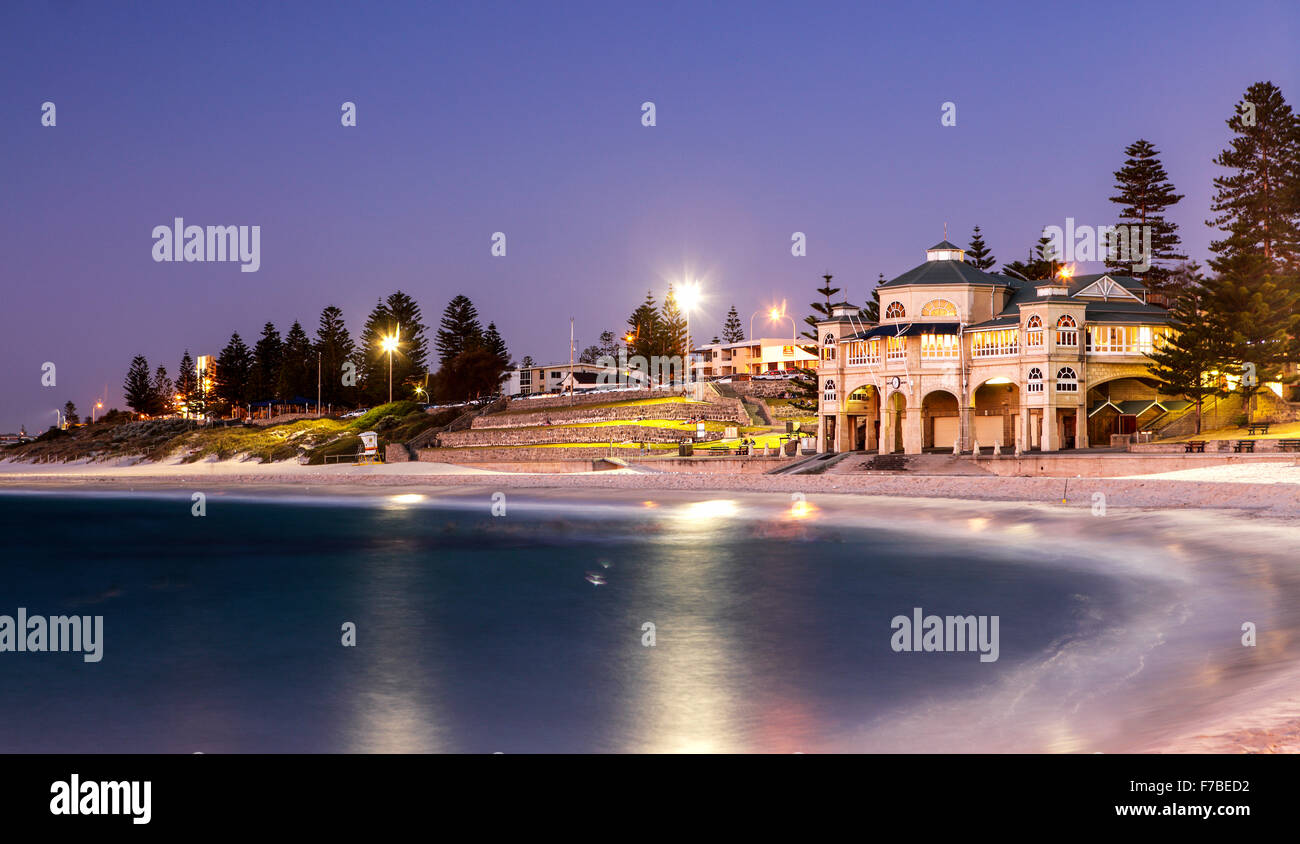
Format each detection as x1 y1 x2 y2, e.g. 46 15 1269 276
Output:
121 293 513 418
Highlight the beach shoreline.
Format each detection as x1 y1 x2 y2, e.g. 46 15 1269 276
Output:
4 456 1299 754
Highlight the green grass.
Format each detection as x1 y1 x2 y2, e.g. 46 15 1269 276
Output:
1156 419 1300 443
346 401 423 431
492 396 706 416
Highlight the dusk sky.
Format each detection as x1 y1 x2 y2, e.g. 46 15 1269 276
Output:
3 0 1296 432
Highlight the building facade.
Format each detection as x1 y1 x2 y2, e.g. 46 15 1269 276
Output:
693 337 818 378
502 362 619 396
816 241 1179 454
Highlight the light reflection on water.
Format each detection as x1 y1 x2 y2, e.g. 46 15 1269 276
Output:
0 490 1297 753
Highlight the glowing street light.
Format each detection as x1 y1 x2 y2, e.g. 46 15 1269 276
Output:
93 400 103 424
750 305 798 343
677 281 701 381
379 325 400 404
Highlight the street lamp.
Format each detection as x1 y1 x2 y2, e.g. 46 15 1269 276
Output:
379 328 400 404
750 306 799 343
677 281 700 382
93 400 103 424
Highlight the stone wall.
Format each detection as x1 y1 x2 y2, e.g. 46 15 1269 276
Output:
727 379 798 398
500 387 690 411
418 446 654 463
473 398 747 429
385 443 412 462
438 424 709 447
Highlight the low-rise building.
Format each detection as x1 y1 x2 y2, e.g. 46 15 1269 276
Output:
501 362 620 396
693 337 818 378
817 240 1181 454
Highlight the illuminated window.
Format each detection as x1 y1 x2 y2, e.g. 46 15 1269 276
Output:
1026 367 1044 393
921 332 959 359
921 299 958 317
1026 315 1044 347
971 328 1019 357
1056 367 1078 392
885 301 906 319
846 339 880 366
1056 314 1078 347
886 335 907 361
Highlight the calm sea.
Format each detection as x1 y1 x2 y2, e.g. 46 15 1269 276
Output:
1 489 1295 753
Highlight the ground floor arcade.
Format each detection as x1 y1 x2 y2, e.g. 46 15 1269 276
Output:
819 374 1171 455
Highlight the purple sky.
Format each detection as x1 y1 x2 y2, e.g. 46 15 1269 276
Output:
2 0 1297 431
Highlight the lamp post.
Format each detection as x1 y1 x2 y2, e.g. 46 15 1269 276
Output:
380 326 400 404
93 400 103 424
677 281 700 383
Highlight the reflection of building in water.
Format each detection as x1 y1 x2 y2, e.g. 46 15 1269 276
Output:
814 240 1217 454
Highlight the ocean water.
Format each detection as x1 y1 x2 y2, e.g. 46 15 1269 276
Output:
0 489 1296 753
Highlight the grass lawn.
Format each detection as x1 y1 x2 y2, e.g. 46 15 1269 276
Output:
492 396 708 416
1156 419 1300 443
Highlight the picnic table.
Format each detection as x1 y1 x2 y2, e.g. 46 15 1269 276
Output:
1233 439 1256 453
1278 438 1300 453
1183 440 1207 453
1247 422 1271 435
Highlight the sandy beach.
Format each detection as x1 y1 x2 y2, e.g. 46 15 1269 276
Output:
4 454 1299 753
5 454 1300 517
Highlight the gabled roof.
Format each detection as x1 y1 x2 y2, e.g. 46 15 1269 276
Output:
878 258 1014 289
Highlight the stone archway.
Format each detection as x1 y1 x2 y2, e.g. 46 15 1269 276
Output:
972 379 1020 450
844 384 880 451
921 389 960 450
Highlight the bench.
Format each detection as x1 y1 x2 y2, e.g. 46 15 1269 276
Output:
1183 440 1206 453
1278 439 1300 453
1233 439 1256 453
1247 422 1271 435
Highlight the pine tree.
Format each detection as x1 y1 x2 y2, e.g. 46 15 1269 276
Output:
802 273 841 342
385 291 430 373
864 276 884 322
176 350 198 416
277 321 314 402
250 322 283 401
721 305 745 343
659 285 688 359
965 225 996 270
213 332 253 413
1208 81 1300 272
1206 81 1300 408
597 330 621 359
150 365 174 416
314 305 356 408
626 291 661 359
63 401 79 426
483 322 509 366
1002 233 1056 281
790 273 841 411
123 355 152 415
1105 139 1186 291
435 295 483 368
1147 267 1231 434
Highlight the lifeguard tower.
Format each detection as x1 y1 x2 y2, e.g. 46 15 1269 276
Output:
356 431 382 466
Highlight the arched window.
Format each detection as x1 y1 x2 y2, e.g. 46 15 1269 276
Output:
921 299 957 317
1056 314 1078 347
885 301 906 319
1056 367 1078 392
823 333 836 345
822 379 837 403
1026 367 1044 393
1026 315 1044 347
